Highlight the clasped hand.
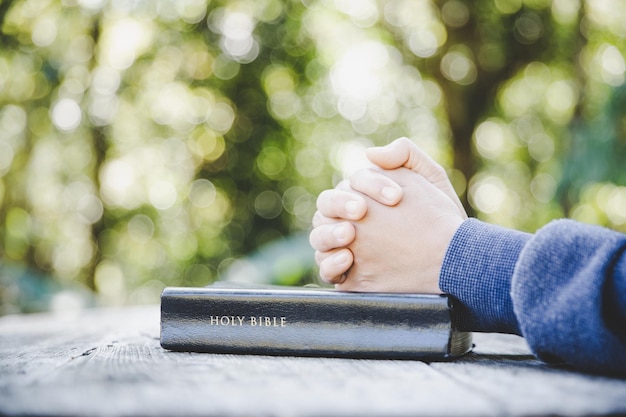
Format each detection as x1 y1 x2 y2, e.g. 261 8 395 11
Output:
309 137 468 293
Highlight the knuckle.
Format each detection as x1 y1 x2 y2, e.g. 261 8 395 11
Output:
350 167 378 183
309 230 322 251
432 163 446 176
316 190 332 207
396 137 414 150
314 250 323 263
311 211 323 227
336 179 350 190
319 265 340 284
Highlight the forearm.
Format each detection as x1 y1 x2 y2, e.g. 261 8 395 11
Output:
441 218 626 374
512 219 626 374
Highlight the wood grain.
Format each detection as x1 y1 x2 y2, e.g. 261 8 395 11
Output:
0 306 625 416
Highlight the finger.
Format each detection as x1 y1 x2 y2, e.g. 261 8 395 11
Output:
312 211 337 228
349 168 403 206
365 137 445 183
335 179 351 191
315 248 353 284
366 137 465 214
316 189 368 220
309 221 356 252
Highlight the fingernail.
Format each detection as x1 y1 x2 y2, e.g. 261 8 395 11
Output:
345 200 359 217
333 224 347 241
381 186 400 203
333 251 350 266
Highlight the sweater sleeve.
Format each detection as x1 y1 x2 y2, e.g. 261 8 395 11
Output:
439 219 530 334
440 218 626 375
512 219 626 374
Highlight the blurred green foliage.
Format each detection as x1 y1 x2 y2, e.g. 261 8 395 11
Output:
1 0 625 313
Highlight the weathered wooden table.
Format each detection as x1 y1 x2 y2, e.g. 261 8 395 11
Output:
1 305 625 417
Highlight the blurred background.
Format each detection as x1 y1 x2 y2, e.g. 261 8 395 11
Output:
0 0 625 314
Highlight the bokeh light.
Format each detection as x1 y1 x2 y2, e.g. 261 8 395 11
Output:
1 0 625 314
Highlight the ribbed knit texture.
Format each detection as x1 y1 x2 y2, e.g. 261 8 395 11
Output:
439 219 530 334
440 218 626 375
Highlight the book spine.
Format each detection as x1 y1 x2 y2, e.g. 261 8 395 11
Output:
160 289 468 359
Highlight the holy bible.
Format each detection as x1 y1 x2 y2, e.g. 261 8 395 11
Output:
160 286 472 359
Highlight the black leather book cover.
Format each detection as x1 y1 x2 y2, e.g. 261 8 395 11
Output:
160 285 472 359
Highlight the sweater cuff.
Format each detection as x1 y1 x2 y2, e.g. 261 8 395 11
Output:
439 218 531 334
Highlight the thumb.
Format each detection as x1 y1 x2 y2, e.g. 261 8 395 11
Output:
365 137 413 170
366 137 441 180
366 137 466 216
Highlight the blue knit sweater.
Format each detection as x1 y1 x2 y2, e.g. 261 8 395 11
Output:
440 218 626 375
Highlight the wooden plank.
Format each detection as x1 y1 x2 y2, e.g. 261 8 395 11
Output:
431 337 626 417
0 306 625 417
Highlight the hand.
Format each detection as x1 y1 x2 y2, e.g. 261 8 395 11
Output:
309 137 467 292
336 167 465 293
363 137 465 216
310 178 402 283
